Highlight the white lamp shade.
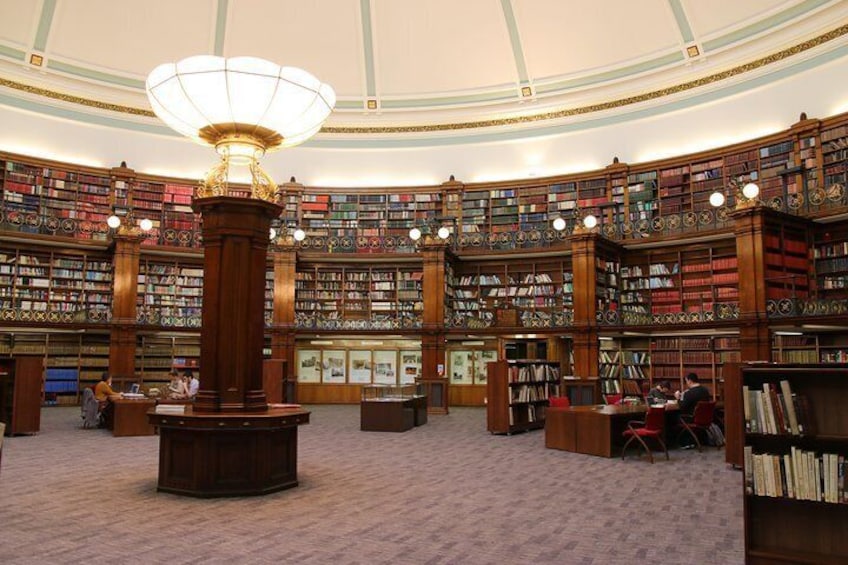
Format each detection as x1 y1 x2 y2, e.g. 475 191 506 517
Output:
293 228 306 242
583 214 598 229
437 226 451 239
106 215 121 229
139 218 154 232
409 227 422 241
709 191 726 207
146 56 336 149
742 182 760 199
552 217 566 231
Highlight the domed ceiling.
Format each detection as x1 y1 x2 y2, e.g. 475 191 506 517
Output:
0 0 847 185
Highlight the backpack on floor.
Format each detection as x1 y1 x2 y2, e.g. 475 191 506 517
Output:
705 423 725 447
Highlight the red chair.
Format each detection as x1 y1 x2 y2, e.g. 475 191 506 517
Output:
677 400 717 452
621 405 668 463
604 394 622 406
549 396 571 408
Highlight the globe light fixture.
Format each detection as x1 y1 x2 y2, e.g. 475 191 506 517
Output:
107 215 121 229
583 214 598 229
409 227 422 241
552 217 567 231
709 191 726 208
139 218 154 232
145 56 335 202
437 226 451 239
293 228 306 242
269 228 277 240
742 182 760 200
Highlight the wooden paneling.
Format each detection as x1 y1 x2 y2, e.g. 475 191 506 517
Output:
449 384 485 406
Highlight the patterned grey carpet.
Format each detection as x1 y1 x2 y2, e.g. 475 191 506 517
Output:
0 406 742 564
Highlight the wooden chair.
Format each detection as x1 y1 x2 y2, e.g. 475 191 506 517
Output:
548 396 571 408
621 405 669 463
604 394 622 405
677 400 717 452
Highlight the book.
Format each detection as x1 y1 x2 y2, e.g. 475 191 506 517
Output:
779 379 800 435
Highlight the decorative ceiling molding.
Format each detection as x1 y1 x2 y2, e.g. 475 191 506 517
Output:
0 22 846 134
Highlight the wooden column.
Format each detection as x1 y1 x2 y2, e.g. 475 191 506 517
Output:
420 237 448 413
733 205 771 361
269 243 298 375
193 196 281 413
570 232 600 377
109 232 143 380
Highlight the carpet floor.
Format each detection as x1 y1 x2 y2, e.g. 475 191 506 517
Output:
0 405 742 564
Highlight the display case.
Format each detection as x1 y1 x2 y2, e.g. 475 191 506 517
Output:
360 383 427 431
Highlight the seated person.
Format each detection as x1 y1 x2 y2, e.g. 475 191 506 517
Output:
184 369 199 399
646 381 671 405
674 373 711 415
167 369 189 399
94 372 122 428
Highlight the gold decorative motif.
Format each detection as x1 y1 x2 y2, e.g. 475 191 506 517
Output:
1 24 846 133
249 160 277 202
198 155 230 198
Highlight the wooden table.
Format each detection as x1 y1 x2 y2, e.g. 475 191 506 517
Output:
545 404 679 457
112 398 157 437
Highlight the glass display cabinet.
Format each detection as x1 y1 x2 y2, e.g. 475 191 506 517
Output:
360 384 427 431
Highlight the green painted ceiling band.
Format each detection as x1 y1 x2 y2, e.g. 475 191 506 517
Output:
500 0 529 83
0 45 26 61
537 51 684 94
668 0 694 43
33 0 57 52
214 0 229 56
3 41 844 151
704 0 830 52
360 0 376 97
46 60 146 89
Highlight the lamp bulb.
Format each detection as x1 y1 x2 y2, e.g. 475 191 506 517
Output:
742 182 760 200
139 218 153 232
106 215 121 229
269 228 277 240
409 227 422 241
293 228 306 242
709 192 725 208
437 226 451 239
552 217 566 231
583 214 598 229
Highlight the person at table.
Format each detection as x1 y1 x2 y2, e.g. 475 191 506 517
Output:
94 372 122 428
184 369 199 399
674 373 711 415
647 381 671 405
167 369 189 399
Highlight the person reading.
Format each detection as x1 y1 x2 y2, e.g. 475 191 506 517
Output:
647 381 671 405
674 373 711 415
94 372 122 428
184 369 199 399
167 369 189 399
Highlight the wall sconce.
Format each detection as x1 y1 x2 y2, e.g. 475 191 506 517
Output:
293 228 306 242
710 178 761 210
408 218 455 243
571 206 599 234
105 212 154 235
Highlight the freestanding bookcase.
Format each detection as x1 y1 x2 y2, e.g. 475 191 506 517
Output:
0 356 44 435
737 363 848 564
486 360 561 434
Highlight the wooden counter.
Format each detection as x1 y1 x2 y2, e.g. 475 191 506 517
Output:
112 398 157 437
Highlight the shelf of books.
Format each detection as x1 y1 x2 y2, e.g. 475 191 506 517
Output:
0 159 112 240
596 254 620 324
771 333 848 364
0 247 113 324
821 123 848 210
264 266 274 327
619 243 738 325
764 223 810 314
135 335 174 391
486 359 562 434
295 265 423 330
449 259 572 329
518 185 550 232
598 339 620 395
757 139 796 208
812 224 848 300
740 364 848 564
78 333 110 392
648 336 737 401
597 337 650 398
137 259 203 327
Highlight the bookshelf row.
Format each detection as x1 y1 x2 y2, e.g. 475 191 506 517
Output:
2 112 848 248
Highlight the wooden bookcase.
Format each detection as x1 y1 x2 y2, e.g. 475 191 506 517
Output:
812 224 848 300
737 363 848 564
486 359 561 434
0 356 43 435
137 258 203 326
